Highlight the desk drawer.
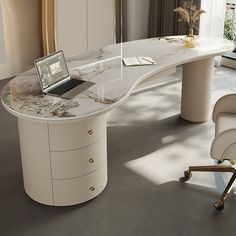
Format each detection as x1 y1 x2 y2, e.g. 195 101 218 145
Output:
53 163 107 206
49 115 106 151
51 137 107 179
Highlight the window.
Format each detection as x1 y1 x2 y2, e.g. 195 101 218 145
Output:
224 1 236 48
222 0 236 65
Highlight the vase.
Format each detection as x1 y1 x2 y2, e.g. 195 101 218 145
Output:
184 29 196 48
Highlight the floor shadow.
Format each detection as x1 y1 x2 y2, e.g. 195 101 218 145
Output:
107 114 209 164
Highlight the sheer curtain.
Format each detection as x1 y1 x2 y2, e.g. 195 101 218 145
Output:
0 0 41 80
199 0 226 66
0 2 6 65
199 0 226 38
0 1 9 80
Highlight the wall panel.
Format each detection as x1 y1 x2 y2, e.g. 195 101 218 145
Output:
55 0 87 57
87 0 115 49
53 0 115 58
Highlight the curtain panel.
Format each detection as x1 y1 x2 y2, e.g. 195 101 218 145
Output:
41 0 56 56
200 0 226 38
116 0 122 43
149 0 201 37
199 0 227 66
0 2 6 65
0 0 41 79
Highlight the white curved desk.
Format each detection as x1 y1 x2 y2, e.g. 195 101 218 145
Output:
1 37 234 206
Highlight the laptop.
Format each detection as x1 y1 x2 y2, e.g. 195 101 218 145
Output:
34 50 95 99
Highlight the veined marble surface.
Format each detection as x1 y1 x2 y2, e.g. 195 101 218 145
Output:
1 37 234 122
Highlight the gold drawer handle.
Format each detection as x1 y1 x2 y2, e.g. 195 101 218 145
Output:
89 158 94 163
90 186 95 191
88 130 93 135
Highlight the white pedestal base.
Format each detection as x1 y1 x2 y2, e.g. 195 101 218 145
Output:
18 115 108 206
181 57 215 122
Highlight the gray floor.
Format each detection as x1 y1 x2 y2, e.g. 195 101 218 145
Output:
1 66 236 236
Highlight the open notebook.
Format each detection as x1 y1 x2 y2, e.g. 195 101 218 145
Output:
123 57 155 66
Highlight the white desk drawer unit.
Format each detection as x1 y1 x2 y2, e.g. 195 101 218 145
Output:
51 137 107 179
53 163 107 206
17 114 108 206
49 115 106 151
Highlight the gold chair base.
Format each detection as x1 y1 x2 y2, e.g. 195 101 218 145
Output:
181 164 236 211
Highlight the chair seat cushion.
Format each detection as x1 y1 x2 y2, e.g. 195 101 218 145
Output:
215 113 236 135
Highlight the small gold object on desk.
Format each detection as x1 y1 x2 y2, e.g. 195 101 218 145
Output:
184 29 196 48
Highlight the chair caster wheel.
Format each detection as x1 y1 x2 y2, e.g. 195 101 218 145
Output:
179 171 192 183
214 201 224 211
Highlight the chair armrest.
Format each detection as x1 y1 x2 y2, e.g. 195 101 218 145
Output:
211 128 236 161
213 94 236 123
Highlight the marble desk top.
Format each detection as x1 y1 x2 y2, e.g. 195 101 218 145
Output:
1 37 234 122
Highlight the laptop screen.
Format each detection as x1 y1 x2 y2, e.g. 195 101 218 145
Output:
35 51 69 89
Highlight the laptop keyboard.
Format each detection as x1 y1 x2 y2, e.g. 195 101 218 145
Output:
49 79 85 96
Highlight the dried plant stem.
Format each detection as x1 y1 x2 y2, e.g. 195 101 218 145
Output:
174 0 206 33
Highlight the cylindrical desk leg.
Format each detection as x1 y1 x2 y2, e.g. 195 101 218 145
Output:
181 57 215 123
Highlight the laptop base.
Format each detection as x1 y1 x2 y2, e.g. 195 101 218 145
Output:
46 81 95 99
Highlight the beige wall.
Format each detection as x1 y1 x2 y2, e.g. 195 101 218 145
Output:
0 0 42 80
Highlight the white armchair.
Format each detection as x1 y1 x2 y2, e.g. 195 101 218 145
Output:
181 94 236 211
